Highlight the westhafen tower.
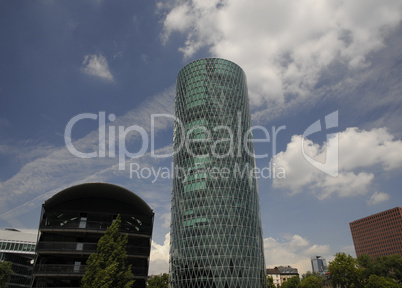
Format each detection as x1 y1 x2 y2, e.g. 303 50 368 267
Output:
169 58 266 288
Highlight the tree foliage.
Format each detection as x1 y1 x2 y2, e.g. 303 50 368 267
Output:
281 276 301 288
266 275 276 288
301 271 326 287
299 275 324 288
328 252 402 288
358 254 402 285
265 253 402 288
147 273 169 288
328 252 363 288
81 215 134 288
0 261 13 288
365 275 400 288
301 271 324 281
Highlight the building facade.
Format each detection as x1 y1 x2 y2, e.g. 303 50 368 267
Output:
350 207 402 258
169 58 266 288
0 228 36 288
266 268 281 287
32 183 154 288
276 266 299 285
311 256 327 274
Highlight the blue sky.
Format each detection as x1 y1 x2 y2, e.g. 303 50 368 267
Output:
1 0 402 274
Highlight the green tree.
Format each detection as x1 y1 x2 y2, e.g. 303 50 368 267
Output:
301 271 321 280
301 271 326 286
81 215 134 288
147 273 169 288
356 254 375 284
357 254 402 285
384 254 402 283
365 274 400 288
328 252 363 288
372 255 391 278
267 275 276 288
0 261 13 288
299 275 323 288
281 276 300 288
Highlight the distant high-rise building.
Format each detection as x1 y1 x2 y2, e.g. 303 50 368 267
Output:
169 58 266 288
349 207 402 258
311 256 327 274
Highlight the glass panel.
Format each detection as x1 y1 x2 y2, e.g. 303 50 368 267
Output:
79 217 87 228
73 261 81 272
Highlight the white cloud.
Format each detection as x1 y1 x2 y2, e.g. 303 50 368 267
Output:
149 233 170 275
160 213 171 228
264 234 331 275
160 0 402 105
337 128 402 171
162 3 192 42
81 53 114 82
273 127 402 200
367 192 390 205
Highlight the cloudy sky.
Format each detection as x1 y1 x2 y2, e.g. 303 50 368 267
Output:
1 0 402 275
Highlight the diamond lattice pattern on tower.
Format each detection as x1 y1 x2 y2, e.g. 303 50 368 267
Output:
169 58 266 288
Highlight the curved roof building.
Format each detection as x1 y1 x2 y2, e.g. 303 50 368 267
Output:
32 183 153 288
169 58 266 288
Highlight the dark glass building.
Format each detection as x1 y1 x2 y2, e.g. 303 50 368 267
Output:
169 58 266 288
32 183 154 288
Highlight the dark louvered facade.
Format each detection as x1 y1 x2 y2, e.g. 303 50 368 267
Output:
32 183 153 288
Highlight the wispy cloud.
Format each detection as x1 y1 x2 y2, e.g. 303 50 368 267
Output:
0 141 57 166
367 192 390 205
81 53 114 82
0 87 175 227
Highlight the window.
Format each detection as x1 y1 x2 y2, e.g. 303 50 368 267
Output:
79 213 87 228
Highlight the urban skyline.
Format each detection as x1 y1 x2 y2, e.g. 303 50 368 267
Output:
1 0 402 275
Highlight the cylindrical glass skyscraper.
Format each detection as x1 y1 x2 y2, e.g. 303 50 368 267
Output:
170 58 266 288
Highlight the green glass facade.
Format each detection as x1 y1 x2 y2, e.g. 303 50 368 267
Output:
170 58 266 288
